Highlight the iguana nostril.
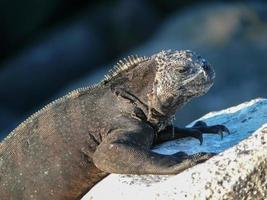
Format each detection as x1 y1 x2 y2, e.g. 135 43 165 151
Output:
202 64 210 71
178 68 188 73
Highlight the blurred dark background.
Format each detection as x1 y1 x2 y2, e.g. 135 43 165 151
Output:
0 0 267 140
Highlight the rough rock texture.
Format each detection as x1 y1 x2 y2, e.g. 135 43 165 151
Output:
83 98 267 200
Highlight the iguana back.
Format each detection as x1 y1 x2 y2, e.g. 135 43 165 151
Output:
0 86 114 199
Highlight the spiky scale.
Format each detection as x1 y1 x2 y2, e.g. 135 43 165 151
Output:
103 54 149 82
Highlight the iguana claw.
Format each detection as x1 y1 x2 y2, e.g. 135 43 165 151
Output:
191 129 203 145
192 121 230 143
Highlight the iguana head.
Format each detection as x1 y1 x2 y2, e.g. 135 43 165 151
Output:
105 49 215 130
145 50 214 129
146 50 215 129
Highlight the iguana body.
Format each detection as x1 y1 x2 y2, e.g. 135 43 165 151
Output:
0 50 228 200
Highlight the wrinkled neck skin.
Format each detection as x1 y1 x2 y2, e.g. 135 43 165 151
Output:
146 91 186 131
108 59 185 131
107 59 169 130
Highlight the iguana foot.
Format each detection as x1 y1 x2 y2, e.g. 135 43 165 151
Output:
154 123 230 146
191 120 230 144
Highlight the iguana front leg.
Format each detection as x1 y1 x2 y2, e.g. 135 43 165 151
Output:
93 120 213 175
154 121 230 145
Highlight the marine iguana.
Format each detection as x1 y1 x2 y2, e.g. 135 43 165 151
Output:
0 50 229 200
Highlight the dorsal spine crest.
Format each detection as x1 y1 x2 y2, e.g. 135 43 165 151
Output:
102 55 149 83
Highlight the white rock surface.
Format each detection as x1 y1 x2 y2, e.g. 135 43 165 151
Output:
82 98 267 200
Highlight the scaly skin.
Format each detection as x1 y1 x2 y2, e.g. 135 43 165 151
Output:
0 50 229 200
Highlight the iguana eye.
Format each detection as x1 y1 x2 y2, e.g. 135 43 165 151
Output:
178 68 187 73
178 67 191 73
